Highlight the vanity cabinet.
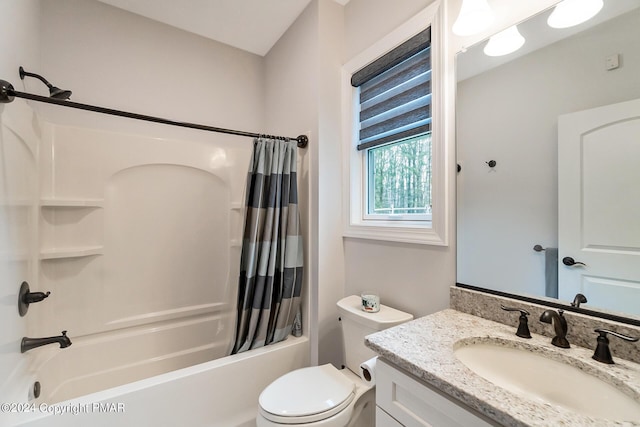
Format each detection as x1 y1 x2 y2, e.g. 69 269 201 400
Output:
375 358 497 427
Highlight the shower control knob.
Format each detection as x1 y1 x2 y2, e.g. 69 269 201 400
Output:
23 290 51 304
18 282 51 316
562 257 586 267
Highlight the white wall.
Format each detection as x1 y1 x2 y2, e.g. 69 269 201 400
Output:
340 0 573 320
37 0 265 142
264 1 320 364
457 8 640 296
342 0 455 319
0 0 42 414
344 0 433 60
316 0 347 367
264 0 346 367
0 1 41 80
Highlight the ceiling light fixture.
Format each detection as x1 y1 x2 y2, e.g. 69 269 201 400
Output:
483 25 525 57
547 0 604 29
452 0 494 37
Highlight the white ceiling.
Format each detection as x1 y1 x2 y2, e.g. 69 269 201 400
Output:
97 0 349 56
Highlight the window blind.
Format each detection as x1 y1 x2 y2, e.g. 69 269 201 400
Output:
352 28 431 151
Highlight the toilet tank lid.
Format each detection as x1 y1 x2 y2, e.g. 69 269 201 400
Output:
337 295 413 330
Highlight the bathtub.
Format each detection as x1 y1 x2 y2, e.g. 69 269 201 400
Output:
11 336 309 427
0 118 311 427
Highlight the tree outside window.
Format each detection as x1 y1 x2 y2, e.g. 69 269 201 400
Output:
367 133 432 218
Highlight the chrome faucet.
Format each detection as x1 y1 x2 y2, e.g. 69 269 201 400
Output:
21 330 72 353
539 309 570 348
592 329 639 364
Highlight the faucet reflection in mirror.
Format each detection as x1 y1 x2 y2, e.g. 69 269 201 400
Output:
571 293 587 308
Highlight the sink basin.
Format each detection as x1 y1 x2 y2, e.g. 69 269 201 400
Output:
454 342 640 421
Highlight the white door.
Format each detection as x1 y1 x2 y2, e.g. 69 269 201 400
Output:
558 98 640 315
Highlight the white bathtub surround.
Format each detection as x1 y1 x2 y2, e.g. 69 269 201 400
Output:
365 310 640 426
11 336 308 427
30 122 251 403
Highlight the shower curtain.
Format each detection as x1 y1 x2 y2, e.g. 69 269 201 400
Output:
232 137 304 354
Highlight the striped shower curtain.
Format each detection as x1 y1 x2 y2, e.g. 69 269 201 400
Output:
232 137 304 354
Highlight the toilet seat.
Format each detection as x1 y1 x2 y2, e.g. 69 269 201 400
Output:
258 364 356 424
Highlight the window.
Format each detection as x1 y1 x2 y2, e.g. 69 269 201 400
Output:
366 134 431 220
341 2 447 245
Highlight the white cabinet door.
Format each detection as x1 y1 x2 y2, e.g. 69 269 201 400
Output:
558 98 640 314
376 407 404 427
376 359 496 427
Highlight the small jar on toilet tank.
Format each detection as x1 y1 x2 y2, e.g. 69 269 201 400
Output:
361 293 380 313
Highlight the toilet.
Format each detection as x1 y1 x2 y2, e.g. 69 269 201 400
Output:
256 295 413 427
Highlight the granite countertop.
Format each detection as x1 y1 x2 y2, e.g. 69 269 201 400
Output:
365 309 640 427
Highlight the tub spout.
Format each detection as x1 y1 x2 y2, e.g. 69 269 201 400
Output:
21 330 72 353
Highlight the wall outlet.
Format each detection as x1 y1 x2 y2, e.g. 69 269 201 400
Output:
606 54 620 71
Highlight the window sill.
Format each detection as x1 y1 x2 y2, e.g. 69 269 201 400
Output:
343 221 446 245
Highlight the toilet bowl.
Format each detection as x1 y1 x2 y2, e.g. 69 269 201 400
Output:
256 364 373 427
256 295 413 427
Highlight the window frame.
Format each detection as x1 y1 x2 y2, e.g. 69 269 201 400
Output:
341 1 448 246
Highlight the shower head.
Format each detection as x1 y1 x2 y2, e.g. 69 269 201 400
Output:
49 86 73 100
19 66 72 100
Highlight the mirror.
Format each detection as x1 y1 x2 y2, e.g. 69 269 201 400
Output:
456 0 640 321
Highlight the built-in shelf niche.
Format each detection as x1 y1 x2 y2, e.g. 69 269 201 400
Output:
40 246 104 260
40 198 104 208
39 198 104 261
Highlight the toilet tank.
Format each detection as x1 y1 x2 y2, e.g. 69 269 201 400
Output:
336 295 413 374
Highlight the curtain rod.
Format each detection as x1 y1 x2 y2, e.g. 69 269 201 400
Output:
0 79 309 148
